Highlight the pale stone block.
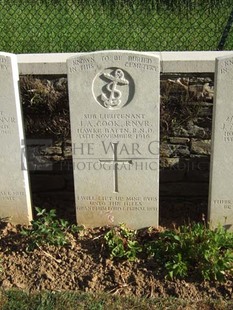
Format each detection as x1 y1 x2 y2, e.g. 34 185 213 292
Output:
0 52 32 224
208 55 233 231
67 51 160 229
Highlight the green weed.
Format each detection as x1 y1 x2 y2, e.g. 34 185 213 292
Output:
104 223 142 261
147 223 233 281
20 207 81 251
21 210 233 282
104 222 233 281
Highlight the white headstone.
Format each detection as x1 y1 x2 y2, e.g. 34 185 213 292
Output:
67 50 160 229
0 52 32 224
208 55 233 231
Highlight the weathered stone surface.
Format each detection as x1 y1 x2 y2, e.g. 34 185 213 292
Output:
186 120 207 138
160 143 190 157
63 146 72 159
169 137 190 144
67 51 160 229
160 157 180 168
43 146 62 155
0 53 32 224
196 106 213 117
208 55 233 231
172 127 189 137
191 139 211 155
173 120 211 139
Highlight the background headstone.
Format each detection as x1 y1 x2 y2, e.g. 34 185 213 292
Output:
0 52 32 224
67 51 160 229
208 55 233 231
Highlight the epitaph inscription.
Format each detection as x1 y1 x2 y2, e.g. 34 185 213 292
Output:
208 55 233 231
0 53 32 224
67 51 160 229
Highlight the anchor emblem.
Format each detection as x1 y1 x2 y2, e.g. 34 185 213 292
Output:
101 69 129 109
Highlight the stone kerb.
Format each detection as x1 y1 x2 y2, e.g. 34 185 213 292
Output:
17 51 233 75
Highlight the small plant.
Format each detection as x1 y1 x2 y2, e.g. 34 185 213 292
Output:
21 207 79 250
104 223 142 261
147 223 233 281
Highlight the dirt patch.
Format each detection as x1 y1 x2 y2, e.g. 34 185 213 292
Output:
0 222 232 302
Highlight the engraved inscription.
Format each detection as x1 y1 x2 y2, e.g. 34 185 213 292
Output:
0 191 25 201
0 57 8 71
77 195 157 211
220 58 233 74
0 111 16 135
214 199 233 210
100 54 157 72
68 54 158 74
69 57 95 73
77 113 154 139
222 115 233 142
125 55 157 71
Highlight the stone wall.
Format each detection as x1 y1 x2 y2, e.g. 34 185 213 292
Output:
21 74 214 224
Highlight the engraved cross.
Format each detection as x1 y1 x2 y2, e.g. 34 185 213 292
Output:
99 142 133 193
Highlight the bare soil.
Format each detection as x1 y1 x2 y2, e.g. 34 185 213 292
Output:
0 222 232 303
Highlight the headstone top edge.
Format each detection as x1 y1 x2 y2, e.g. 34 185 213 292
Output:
0 52 17 59
215 53 233 77
67 50 160 61
0 52 19 76
216 54 233 62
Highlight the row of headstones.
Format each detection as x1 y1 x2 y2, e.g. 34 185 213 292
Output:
0 51 232 231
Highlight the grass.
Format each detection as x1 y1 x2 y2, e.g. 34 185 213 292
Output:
0 0 232 53
0 290 232 310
